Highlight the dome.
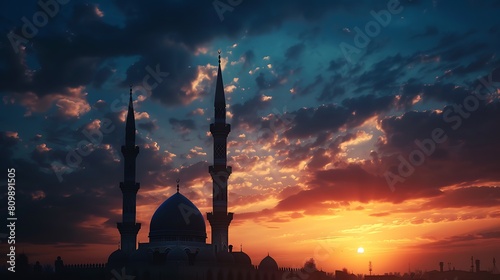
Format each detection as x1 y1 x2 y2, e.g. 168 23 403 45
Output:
232 251 252 266
108 249 128 266
166 246 188 262
149 192 207 243
259 254 278 271
216 251 235 265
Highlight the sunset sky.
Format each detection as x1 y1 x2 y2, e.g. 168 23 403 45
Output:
1 0 500 275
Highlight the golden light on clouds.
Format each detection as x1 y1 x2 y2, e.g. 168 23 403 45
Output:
183 64 215 99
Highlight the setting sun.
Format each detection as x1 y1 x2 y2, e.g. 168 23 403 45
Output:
357 247 365 254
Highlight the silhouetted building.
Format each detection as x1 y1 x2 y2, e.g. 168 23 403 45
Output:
33 261 42 274
335 269 361 280
365 275 400 280
424 260 500 280
54 256 63 274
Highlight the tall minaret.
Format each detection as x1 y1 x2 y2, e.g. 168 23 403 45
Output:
117 87 141 255
207 51 233 253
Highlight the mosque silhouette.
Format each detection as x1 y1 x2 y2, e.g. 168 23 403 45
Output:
103 53 287 280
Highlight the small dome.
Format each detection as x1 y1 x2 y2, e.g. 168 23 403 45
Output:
108 249 128 266
259 254 278 271
149 192 207 243
130 247 151 263
166 246 188 262
216 251 235 265
232 251 252 266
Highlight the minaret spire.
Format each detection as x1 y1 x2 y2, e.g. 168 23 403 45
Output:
207 50 233 253
117 86 141 255
214 50 226 124
125 85 136 156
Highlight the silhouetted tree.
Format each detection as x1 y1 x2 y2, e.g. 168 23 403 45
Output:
304 258 317 272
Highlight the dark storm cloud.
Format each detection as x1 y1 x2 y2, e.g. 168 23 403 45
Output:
2 0 355 104
279 131 365 172
432 31 474 52
111 0 357 48
317 84 345 102
412 230 500 250
355 54 409 92
380 185 500 216
274 165 390 211
283 104 349 139
230 93 272 129
452 53 494 76
397 81 471 108
0 42 31 93
0 131 20 152
474 67 500 89
422 186 500 209
292 74 323 97
341 94 394 126
0 132 21 173
138 120 159 133
0 3 121 96
351 32 496 96
0 189 120 244
318 73 346 101
0 144 122 244
122 43 199 106
379 102 500 153
169 118 196 132
377 101 500 192
285 43 305 60
255 72 285 90
284 94 394 139
424 29 497 72
110 0 241 48
441 41 489 64
379 110 440 149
